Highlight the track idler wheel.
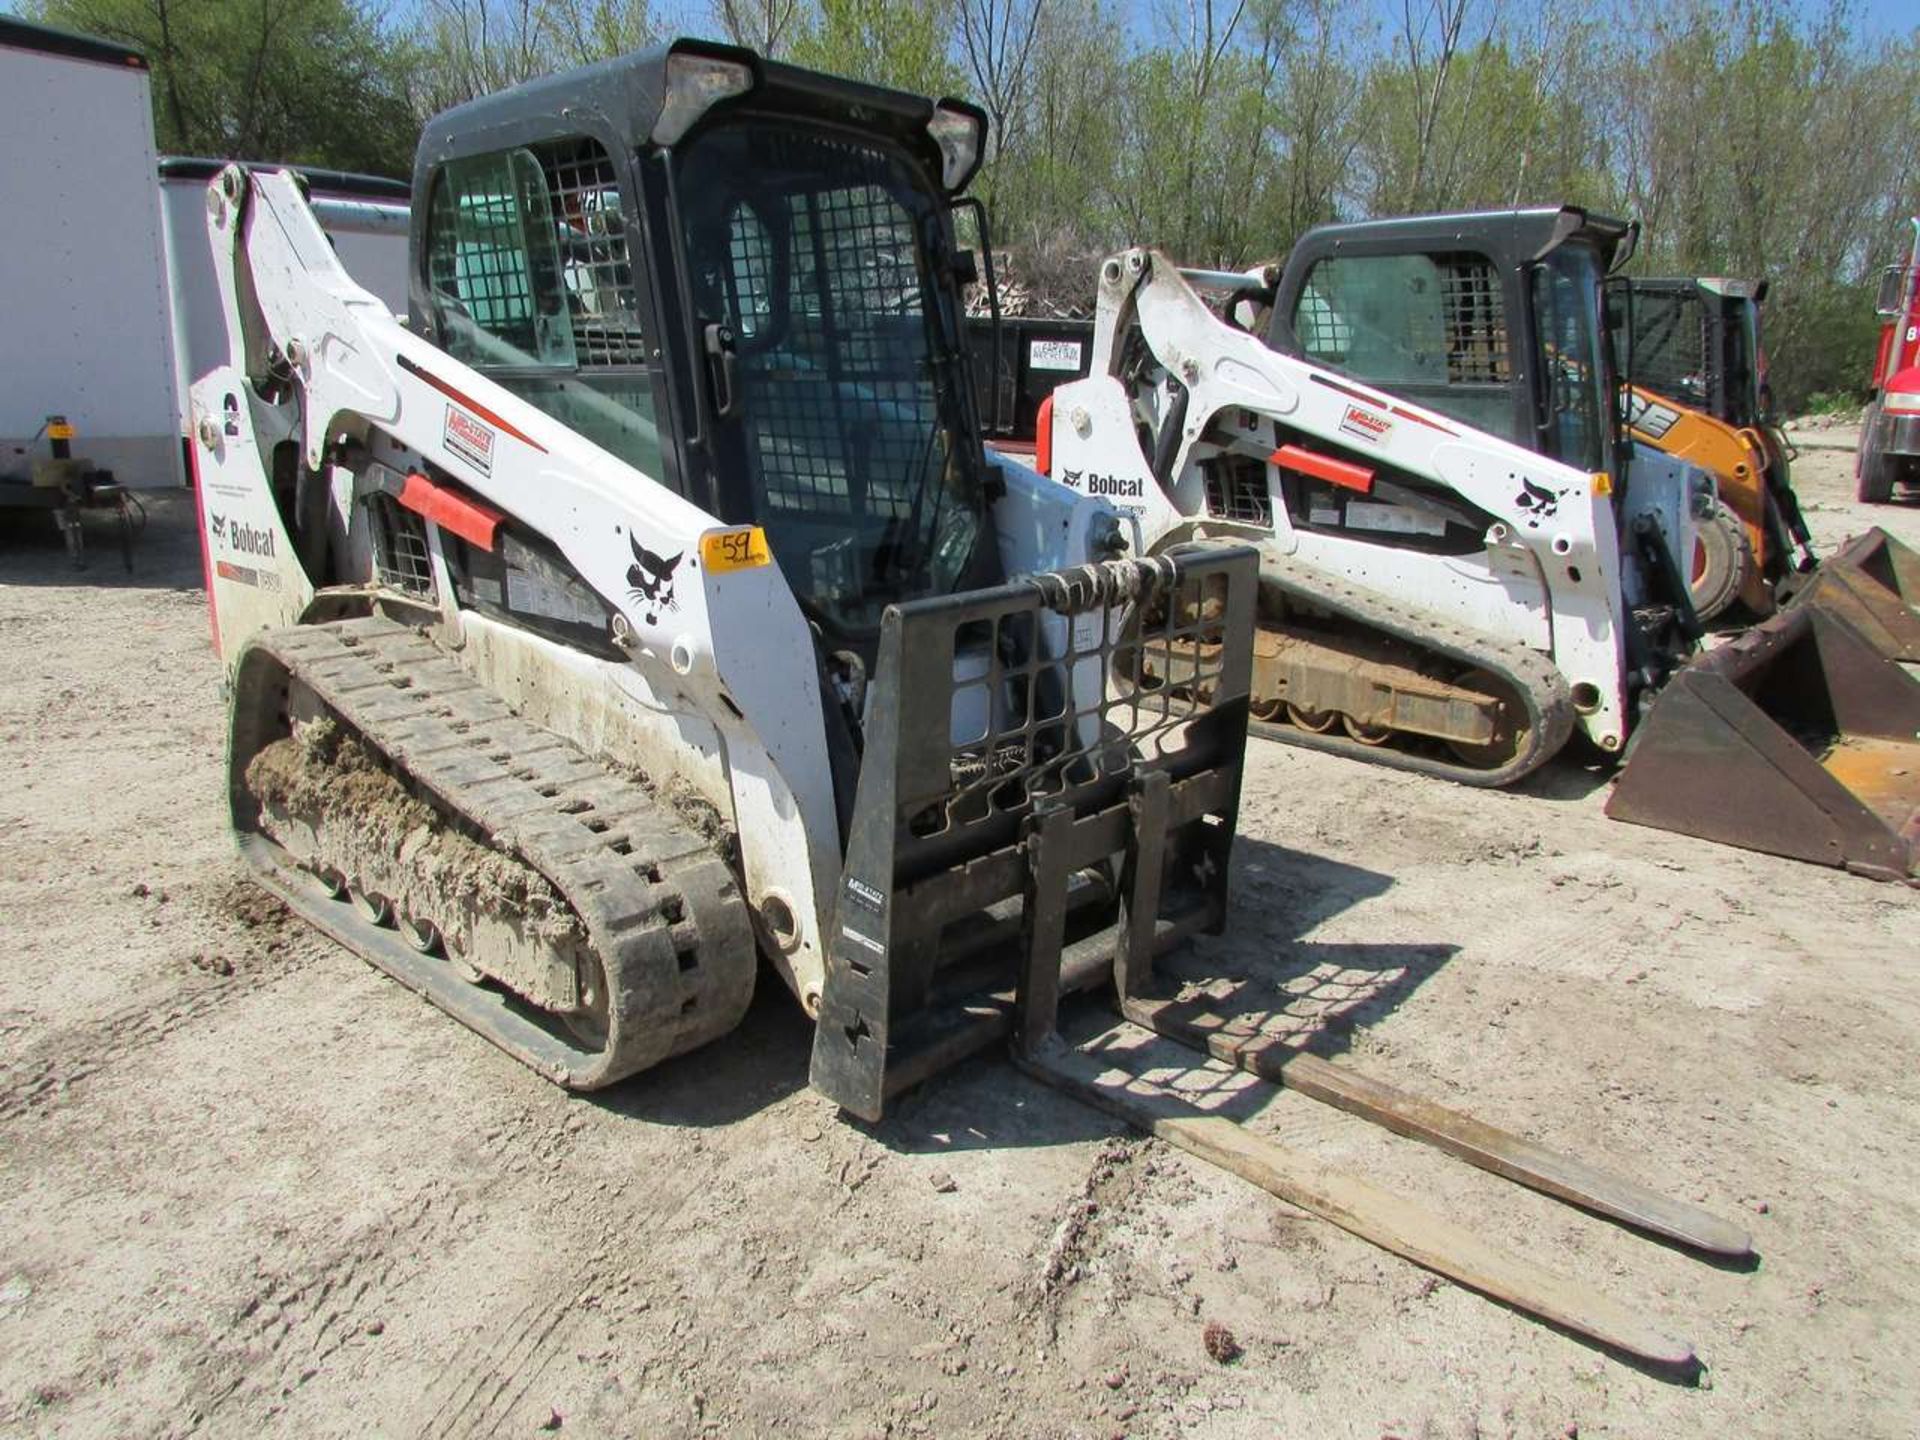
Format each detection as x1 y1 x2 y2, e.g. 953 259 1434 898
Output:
1445 667 1526 771
399 911 443 956
349 886 394 927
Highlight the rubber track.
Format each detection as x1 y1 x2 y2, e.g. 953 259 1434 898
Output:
228 616 755 1089
1248 556 1575 788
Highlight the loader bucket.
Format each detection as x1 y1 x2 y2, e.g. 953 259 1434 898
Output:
1784 527 1920 663
1606 602 1920 881
809 546 1258 1120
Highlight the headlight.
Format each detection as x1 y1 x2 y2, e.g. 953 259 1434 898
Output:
926 105 984 192
652 53 755 147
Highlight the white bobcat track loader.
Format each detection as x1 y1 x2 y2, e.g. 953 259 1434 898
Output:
1048 239 1920 879
192 41 1247 1104
188 40 1750 1365
1045 246 1702 787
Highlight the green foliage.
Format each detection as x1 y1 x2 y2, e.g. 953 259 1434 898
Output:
1798 390 1864 416
787 0 963 97
26 0 418 176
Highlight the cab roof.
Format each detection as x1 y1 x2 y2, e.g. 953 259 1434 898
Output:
413 37 985 198
1292 205 1636 274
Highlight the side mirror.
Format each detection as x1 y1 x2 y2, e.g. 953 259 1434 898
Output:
1875 264 1903 319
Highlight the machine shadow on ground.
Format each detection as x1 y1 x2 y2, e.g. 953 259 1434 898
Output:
1511 740 1616 802
872 835 1461 1157
592 835 1460 1148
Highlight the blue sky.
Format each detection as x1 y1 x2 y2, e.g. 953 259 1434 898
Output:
1848 0 1918 39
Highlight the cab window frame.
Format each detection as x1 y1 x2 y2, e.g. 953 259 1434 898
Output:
420 135 678 492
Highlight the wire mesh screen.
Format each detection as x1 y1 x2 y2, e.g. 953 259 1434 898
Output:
1203 455 1274 525
1293 252 1510 387
1292 280 1352 364
543 142 647 368
370 496 434 599
880 556 1247 853
425 139 647 370
1438 257 1509 383
426 162 540 356
422 138 665 482
720 168 939 520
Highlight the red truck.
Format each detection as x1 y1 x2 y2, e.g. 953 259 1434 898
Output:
1859 217 1920 502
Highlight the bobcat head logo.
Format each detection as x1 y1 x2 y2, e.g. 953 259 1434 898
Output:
626 536 683 625
209 512 228 543
1513 477 1561 527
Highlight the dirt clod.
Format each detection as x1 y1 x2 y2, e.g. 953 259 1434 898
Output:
1202 1321 1242 1364
245 728 583 951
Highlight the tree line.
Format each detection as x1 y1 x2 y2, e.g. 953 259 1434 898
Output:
23 0 1920 407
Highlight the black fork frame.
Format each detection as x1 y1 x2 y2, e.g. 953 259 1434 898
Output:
809 546 1258 1120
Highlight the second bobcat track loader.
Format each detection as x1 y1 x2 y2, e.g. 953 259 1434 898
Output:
1047 239 1700 788
190 41 1752 1367
1046 238 1920 880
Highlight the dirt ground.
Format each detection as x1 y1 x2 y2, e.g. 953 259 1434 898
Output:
3 446 1916 1440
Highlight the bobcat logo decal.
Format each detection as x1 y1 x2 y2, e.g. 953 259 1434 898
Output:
209 512 228 543
627 536 683 625
1513 477 1561 527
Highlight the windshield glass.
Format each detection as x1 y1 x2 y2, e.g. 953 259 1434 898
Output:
675 122 984 638
1290 251 1518 442
1530 247 1610 474
426 141 665 480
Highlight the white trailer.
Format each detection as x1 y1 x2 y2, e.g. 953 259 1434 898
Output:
0 17 179 488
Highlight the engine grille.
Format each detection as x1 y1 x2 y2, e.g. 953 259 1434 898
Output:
1203 455 1273 525
370 495 434 599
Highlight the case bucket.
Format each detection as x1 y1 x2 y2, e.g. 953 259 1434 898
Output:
1606 600 1920 882
809 546 1258 1120
1784 527 1920 663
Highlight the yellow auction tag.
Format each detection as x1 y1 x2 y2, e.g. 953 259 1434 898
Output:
47 421 75 441
699 526 772 574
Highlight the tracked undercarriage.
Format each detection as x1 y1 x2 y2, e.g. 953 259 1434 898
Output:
1238 559 1573 786
228 616 754 1087
1141 553 1572 786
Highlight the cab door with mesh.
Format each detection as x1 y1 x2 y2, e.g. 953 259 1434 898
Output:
675 123 989 643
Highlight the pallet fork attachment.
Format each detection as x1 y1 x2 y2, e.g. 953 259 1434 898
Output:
808 546 1257 1119
809 544 1744 1369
